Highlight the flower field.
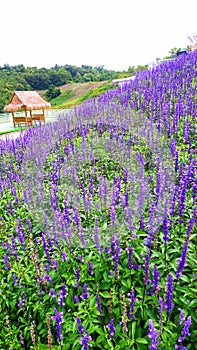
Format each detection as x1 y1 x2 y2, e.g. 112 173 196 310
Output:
0 51 197 350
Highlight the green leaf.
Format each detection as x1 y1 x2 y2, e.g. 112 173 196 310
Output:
118 340 130 347
100 282 111 290
96 334 106 345
20 317 28 324
189 299 197 308
191 311 197 323
115 323 122 337
95 267 101 280
132 321 137 339
66 290 74 309
89 295 96 309
100 291 110 298
103 271 110 282
136 337 148 344
113 307 120 318
127 278 131 288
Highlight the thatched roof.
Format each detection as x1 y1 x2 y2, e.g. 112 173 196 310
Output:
4 91 51 112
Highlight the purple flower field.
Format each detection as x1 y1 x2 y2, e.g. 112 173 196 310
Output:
0 51 196 349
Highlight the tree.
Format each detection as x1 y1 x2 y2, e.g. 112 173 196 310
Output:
127 66 136 75
49 68 72 86
46 85 61 100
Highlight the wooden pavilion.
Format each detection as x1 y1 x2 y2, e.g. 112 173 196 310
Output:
4 91 51 127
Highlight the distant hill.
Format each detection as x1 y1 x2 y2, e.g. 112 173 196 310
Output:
0 62 149 112
39 81 112 109
0 64 120 112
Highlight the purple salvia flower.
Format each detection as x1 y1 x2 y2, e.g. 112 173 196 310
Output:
72 206 80 226
80 284 90 300
16 219 26 250
175 150 179 173
45 263 50 273
58 284 68 307
80 333 92 350
19 330 25 349
75 268 80 287
49 289 56 298
26 218 32 231
128 288 135 320
18 298 25 310
178 308 185 325
77 317 84 334
12 273 18 286
163 215 169 243
45 274 53 284
63 201 70 226
155 164 161 204
170 137 176 155
174 345 187 349
96 292 102 315
148 319 159 350
77 318 92 350
128 246 134 270
178 316 191 343
78 224 86 248
51 308 64 343
42 234 50 261
158 296 163 335
61 251 67 261
38 287 44 297
175 316 192 348
186 215 195 236
125 190 129 207
176 234 189 280
106 318 115 338
176 216 194 280
88 261 93 276
94 216 101 255
110 205 117 225
74 295 79 303
152 265 160 292
6 242 11 255
51 259 58 272
3 253 10 270
78 254 83 261
165 273 174 319
10 235 18 261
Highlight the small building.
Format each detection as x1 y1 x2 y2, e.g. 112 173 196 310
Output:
4 91 51 127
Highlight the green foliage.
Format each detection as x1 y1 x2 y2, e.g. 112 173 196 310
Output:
46 85 61 100
0 64 120 112
1 53 196 349
49 89 76 106
0 118 196 349
56 82 113 109
0 68 31 112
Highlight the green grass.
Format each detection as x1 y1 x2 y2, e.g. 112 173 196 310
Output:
56 82 113 109
50 90 76 106
0 127 26 135
0 125 37 135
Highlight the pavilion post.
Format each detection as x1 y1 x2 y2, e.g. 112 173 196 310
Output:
11 111 16 127
24 108 28 127
43 109 46 123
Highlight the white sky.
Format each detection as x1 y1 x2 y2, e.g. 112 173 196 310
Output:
0 0 197 71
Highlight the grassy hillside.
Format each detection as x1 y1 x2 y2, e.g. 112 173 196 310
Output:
40 81 113 109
